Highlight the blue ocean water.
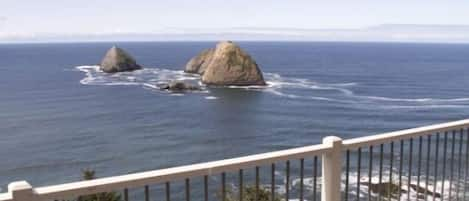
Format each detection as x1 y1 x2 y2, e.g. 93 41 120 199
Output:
0 42 469 192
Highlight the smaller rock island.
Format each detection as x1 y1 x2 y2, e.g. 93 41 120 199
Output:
185 41 266 86
159 81 200 92
100 46 142 73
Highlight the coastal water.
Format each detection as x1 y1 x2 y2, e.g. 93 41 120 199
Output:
1 42 469 199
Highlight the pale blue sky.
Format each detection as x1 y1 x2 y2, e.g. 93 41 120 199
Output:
1 0 469 42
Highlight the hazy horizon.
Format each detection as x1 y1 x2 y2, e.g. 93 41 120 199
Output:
2 24 469 44
1 0 469 43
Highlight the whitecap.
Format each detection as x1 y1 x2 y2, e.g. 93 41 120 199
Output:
359 95 469 103
142 83 158 89
205 96 218 100
380 104 469 109
286 170 456 201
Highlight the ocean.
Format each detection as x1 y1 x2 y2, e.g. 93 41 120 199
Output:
0 42 469 199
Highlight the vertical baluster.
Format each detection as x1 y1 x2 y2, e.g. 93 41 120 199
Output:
345 150 350 201
357 148 362 201
388 142 394 201
424 135 431 201
256 166 260 201
417 136 423 190
441 132 448 199
186 178 191 201
300 158 304 201
378 144 383 201
239 170 243 201
368 145 373 201
165 182 170 201
399 140 404 201
222 173 226 201
313 156 318 201
204 175 208 201
286 161 290 201
407 138 413 201
464 128 469 201
271 163 275 201
449 131 456 200
432 133 440 201
456 129 463 201
124 188 129 201
144 185 150 201
185 178 190 201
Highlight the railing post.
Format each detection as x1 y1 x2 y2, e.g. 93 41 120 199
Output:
321 136 343 201
8 181 36 201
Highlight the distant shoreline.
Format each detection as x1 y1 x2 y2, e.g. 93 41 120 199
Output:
1 40 469 45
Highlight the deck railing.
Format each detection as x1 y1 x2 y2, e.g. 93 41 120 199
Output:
1 119 469 201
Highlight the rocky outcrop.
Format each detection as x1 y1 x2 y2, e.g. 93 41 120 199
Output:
185 41 266 86
362 182 405 199
100 46 142 73
159 81 200 92
360 182 441 199
184 48 214 74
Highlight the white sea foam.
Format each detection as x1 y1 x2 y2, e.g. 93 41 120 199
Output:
359 95 469 103
380 105 469 109
75 65 208 93
240 171 456 201
261 72 357 102
205 96 218 100
75 66 469 108
282 170 458 201
263 72 469 109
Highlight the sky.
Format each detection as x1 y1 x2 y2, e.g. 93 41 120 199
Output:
1 0 469 42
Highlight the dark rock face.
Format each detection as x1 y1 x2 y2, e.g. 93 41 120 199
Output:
159 81 200 92
184 48 214 74
100 46 142 73
409 184 441 199
360 182 441 199
362 182 406 199
184 41 266 86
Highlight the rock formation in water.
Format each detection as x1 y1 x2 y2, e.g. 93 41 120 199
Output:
159 81 200 92
184 48 215 74
100 46 142 73
185 41 266 86
360 182 441 199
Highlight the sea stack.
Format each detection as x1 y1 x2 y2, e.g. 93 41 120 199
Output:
100 46 142 73
184 48 215 75
185 41 266 86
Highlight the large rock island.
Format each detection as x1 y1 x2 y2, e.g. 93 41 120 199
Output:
184 48 214 75
185 41 266 86
100 46 142 73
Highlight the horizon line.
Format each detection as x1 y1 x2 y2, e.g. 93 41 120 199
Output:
2 39 469 45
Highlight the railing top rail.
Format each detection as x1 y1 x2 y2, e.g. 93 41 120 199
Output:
1 119 468 201
342 119 469 149
29 143 329 199
0 194 12 201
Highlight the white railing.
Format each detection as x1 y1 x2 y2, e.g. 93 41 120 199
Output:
1 119 469 201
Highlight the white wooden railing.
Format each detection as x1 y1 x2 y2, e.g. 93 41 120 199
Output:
1 119 469 201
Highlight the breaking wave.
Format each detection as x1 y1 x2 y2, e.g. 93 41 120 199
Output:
260 170 461 201
76 65 208 93
75 66 469 109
